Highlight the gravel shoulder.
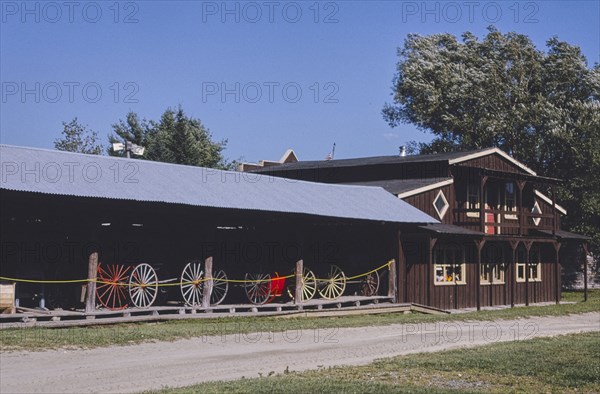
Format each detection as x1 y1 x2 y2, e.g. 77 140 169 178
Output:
1 312 598 393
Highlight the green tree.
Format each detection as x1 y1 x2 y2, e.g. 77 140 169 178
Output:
54 118 103 155
107 108 232 169
383 27 600 274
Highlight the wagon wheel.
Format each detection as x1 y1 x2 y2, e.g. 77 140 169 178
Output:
210 270 229 305
318 265 346 300
96 263 131 310
244 273 271 305
360 271 380 297
180 261 203 306
129 263 159 308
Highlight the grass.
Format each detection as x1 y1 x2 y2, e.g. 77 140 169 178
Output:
1 290 598 351
155 331 600 393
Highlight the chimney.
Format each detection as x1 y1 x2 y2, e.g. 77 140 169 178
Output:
399 146 407 157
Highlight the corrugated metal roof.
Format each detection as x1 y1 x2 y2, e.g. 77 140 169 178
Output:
0 145 438 224
536 229 591 240
346 178 453 195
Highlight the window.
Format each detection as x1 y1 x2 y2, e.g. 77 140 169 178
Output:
481 245 506 284
434 246 466 285
504 182 517 220
531 202 542 226
481 263 505 284
466 183 480 217
433 190 449 219
516 247 542 282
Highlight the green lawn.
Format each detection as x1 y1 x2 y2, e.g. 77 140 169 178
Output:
155 331 600 394
1 290 598 351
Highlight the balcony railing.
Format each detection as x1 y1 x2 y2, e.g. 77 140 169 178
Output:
452 208 555 234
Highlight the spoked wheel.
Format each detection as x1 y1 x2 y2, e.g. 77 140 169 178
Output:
318 265 346 300
211 270 229 305
96 263 131 310
300 268 317 302
128 263 159 308
360 271 380 296
244 273 271 305
180 261 204 306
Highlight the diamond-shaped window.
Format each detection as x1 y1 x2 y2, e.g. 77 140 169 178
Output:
433 190 449 219
531 201 542 226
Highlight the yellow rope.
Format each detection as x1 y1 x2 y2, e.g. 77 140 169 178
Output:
0 261 392 287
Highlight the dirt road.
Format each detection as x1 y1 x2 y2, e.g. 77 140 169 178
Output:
1 312 598 393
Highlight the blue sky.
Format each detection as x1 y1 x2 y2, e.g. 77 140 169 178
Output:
1 0 599 163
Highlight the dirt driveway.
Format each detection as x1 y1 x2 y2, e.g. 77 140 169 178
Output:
1 312 598 393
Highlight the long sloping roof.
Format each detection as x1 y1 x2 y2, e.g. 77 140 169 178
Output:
251 147 537 175
0 145 438 224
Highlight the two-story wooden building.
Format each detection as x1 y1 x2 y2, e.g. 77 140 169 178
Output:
246 148 590 310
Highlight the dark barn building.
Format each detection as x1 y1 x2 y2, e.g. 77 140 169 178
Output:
0 145 436 310
248 148 590 310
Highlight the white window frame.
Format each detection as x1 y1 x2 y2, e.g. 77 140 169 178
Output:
433 246 466 286
504 182 518 220
466 183 480 218
433 190 449 220
516 247 542 282
480 263 506 284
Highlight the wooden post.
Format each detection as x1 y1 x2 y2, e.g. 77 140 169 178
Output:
294 259 303 304
583 243 589 302
509 240 519 308
554 242 561 305
475 239 484 311
551 184 557 236
479 175 488 233
85 250 99 313
427 237 437 307
202 256 213 309
517 181 525 236
524 241 532 306
397 229 405 303
388 259 397 302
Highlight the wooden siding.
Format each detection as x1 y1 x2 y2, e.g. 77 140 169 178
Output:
455 153 530 174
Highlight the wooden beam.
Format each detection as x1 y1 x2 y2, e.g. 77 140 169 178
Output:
475 239 485 311
524 241 533 306
551 184 557 236
202 256 213 309
427 237 437 307
388 258 397 302
397 230 406 303
85 250 98 313
509 240 519 308
583 243 589 302
517 181 525 236
295 259 304 304
479 176 488 233
553 242 561 305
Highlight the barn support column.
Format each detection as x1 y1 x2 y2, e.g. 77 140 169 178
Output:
475 239 485 311
85 231 99 313
583 242 589 302
553 242 562 304
294 259 304 305
202 256 213 309
427 237 437 307
523 241 533 306
395 229 404 303
509 240 520 308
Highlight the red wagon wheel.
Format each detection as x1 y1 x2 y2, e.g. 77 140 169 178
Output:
96 263 131 310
